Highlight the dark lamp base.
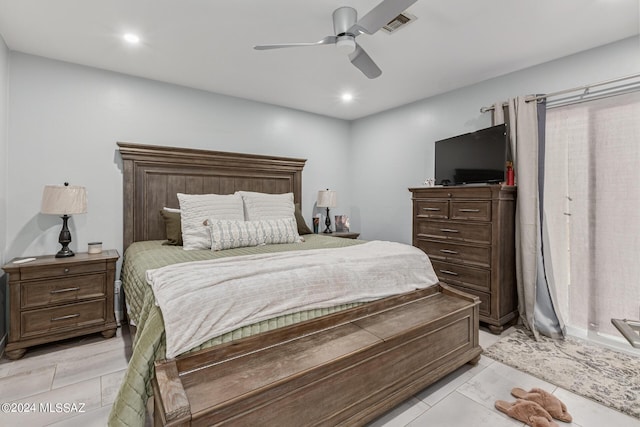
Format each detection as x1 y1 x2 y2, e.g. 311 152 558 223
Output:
55 214 75 258
55 247 75 258
323 207 333 233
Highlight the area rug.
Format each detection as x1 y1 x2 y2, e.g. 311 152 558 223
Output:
483 328 640 419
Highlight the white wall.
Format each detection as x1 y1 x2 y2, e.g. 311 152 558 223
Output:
4 36 640 259
350 36 640 244
6 53 351 260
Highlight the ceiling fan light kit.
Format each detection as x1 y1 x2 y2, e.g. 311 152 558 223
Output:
254 0 419 79
336 36 356 54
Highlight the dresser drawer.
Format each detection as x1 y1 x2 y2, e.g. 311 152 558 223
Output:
430 260 490 291
21 300 106 337
416 239 491 268
20 262 106 280
411 187 493 200
446 284 491 317
21 273 106 309
416 220 491 244
415 200 449 219
450 201 491 221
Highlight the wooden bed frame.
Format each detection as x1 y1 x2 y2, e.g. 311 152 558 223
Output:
118 142 482 426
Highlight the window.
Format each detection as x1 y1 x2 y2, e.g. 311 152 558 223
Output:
545 92 640 338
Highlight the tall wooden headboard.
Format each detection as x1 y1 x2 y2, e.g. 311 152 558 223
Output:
118 142 307 251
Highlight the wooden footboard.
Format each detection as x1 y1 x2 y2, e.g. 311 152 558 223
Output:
152 284 481 426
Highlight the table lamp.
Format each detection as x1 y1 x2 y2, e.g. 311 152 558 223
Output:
41 182 87 257
317 189 337 233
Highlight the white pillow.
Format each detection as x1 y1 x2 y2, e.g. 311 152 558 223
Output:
177 193 244 250
208 219 265 251
257 217 301 245
236 191 295 221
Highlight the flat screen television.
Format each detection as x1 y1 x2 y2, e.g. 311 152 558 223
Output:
434 124 508 186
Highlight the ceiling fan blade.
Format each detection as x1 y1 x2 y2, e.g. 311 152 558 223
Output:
350 0 418 35
348 44 382 79
254 36 337 50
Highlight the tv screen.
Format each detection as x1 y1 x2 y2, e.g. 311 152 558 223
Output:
434 124 508 186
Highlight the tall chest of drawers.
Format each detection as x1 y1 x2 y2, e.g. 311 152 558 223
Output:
2 250 119 359
409 185 517 333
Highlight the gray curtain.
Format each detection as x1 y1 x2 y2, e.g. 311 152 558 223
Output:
492 96 565 340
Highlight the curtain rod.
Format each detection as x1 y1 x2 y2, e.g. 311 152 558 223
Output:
479 71 640 113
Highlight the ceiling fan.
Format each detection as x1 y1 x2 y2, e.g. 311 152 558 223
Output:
254 0 419 79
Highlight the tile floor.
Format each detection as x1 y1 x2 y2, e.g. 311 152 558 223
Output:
0 326 638 427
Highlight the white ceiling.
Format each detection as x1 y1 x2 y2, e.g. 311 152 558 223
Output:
0 0 638 120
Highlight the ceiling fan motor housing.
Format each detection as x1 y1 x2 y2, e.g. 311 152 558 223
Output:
333 7 357 36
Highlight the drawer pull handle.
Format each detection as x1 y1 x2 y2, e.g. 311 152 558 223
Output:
458 209 480 213
50 287 80 294
423 207 441 211
440 228 459 233
439 249 459 255
64 268 70 273
439 269 459 276
51 313 80 322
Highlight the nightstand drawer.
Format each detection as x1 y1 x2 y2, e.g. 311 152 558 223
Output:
417 239 491 268
450 201 491 221
21 273 106 309
431 260 490 291
416 220 491 244
21 300 106 337
20 262 106 280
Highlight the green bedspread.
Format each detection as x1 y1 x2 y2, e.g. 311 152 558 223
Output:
108 234 364 427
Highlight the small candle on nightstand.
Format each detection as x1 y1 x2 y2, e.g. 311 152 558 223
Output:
88 242 102 254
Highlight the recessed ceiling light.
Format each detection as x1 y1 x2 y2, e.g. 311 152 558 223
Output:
341 93 354 103
123 33 140 44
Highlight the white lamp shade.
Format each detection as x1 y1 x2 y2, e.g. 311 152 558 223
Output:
41 185 87 215
317 190 337 208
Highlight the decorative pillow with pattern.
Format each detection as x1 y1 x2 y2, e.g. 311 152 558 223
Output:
207 219 265 251
256 217 301 245
178 193 244 250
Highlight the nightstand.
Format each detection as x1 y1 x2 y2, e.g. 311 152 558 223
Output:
2 250 119 360
328 232 360 239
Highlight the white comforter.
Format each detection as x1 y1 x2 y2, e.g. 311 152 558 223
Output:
146 240 438 358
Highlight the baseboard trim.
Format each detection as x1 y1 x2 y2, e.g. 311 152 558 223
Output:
566 325 640 357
